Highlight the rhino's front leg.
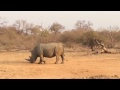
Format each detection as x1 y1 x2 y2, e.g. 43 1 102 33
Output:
38 58 42 64
38 54 46 64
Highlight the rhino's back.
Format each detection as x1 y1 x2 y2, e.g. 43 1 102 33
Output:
37 43 64 57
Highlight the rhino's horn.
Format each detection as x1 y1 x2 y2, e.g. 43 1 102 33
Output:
25 59 30 61
29 49 32 52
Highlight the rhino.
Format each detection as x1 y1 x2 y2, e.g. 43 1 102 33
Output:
26 42 65 64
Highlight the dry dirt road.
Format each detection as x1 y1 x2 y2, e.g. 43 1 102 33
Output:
0 49 120 79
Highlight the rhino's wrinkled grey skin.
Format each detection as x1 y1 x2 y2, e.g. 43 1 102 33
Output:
26 43 64 64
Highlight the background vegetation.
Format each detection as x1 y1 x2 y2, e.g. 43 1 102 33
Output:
0 17 120 51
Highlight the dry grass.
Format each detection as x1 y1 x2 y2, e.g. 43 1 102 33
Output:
0 48 120 79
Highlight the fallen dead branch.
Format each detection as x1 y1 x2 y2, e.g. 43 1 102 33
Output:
90 39 120 54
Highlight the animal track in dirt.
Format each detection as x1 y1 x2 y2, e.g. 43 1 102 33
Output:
0 70 6 72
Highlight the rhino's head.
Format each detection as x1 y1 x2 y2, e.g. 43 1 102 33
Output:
26 56 35 63
26 50 37 63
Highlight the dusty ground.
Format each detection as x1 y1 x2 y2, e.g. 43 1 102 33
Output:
0 48 120 79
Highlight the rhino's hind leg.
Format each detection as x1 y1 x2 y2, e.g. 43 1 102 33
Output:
43 60 46 64
55 55 59 64
61 54 64 64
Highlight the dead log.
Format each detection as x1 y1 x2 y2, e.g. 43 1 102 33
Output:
95 39 112 54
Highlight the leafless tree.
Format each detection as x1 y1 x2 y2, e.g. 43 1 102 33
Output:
75 20 93 31
50 22 65 35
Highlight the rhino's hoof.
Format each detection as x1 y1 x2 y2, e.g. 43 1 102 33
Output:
43 61 46 64
61 62 64 64
38 62 42 64
54 62 58 64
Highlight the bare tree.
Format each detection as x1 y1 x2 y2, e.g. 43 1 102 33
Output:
108 26 120 48
25 23 34 35
75 20 93 31
31 25 41 35
13 20 21 31
50 22 65 35
13 20 28 34
0 17 8 29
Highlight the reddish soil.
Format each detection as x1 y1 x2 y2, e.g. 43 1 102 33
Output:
0 48 120 79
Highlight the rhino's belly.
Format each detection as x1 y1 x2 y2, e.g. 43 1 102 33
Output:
43 54 55 58
43 50 55 58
